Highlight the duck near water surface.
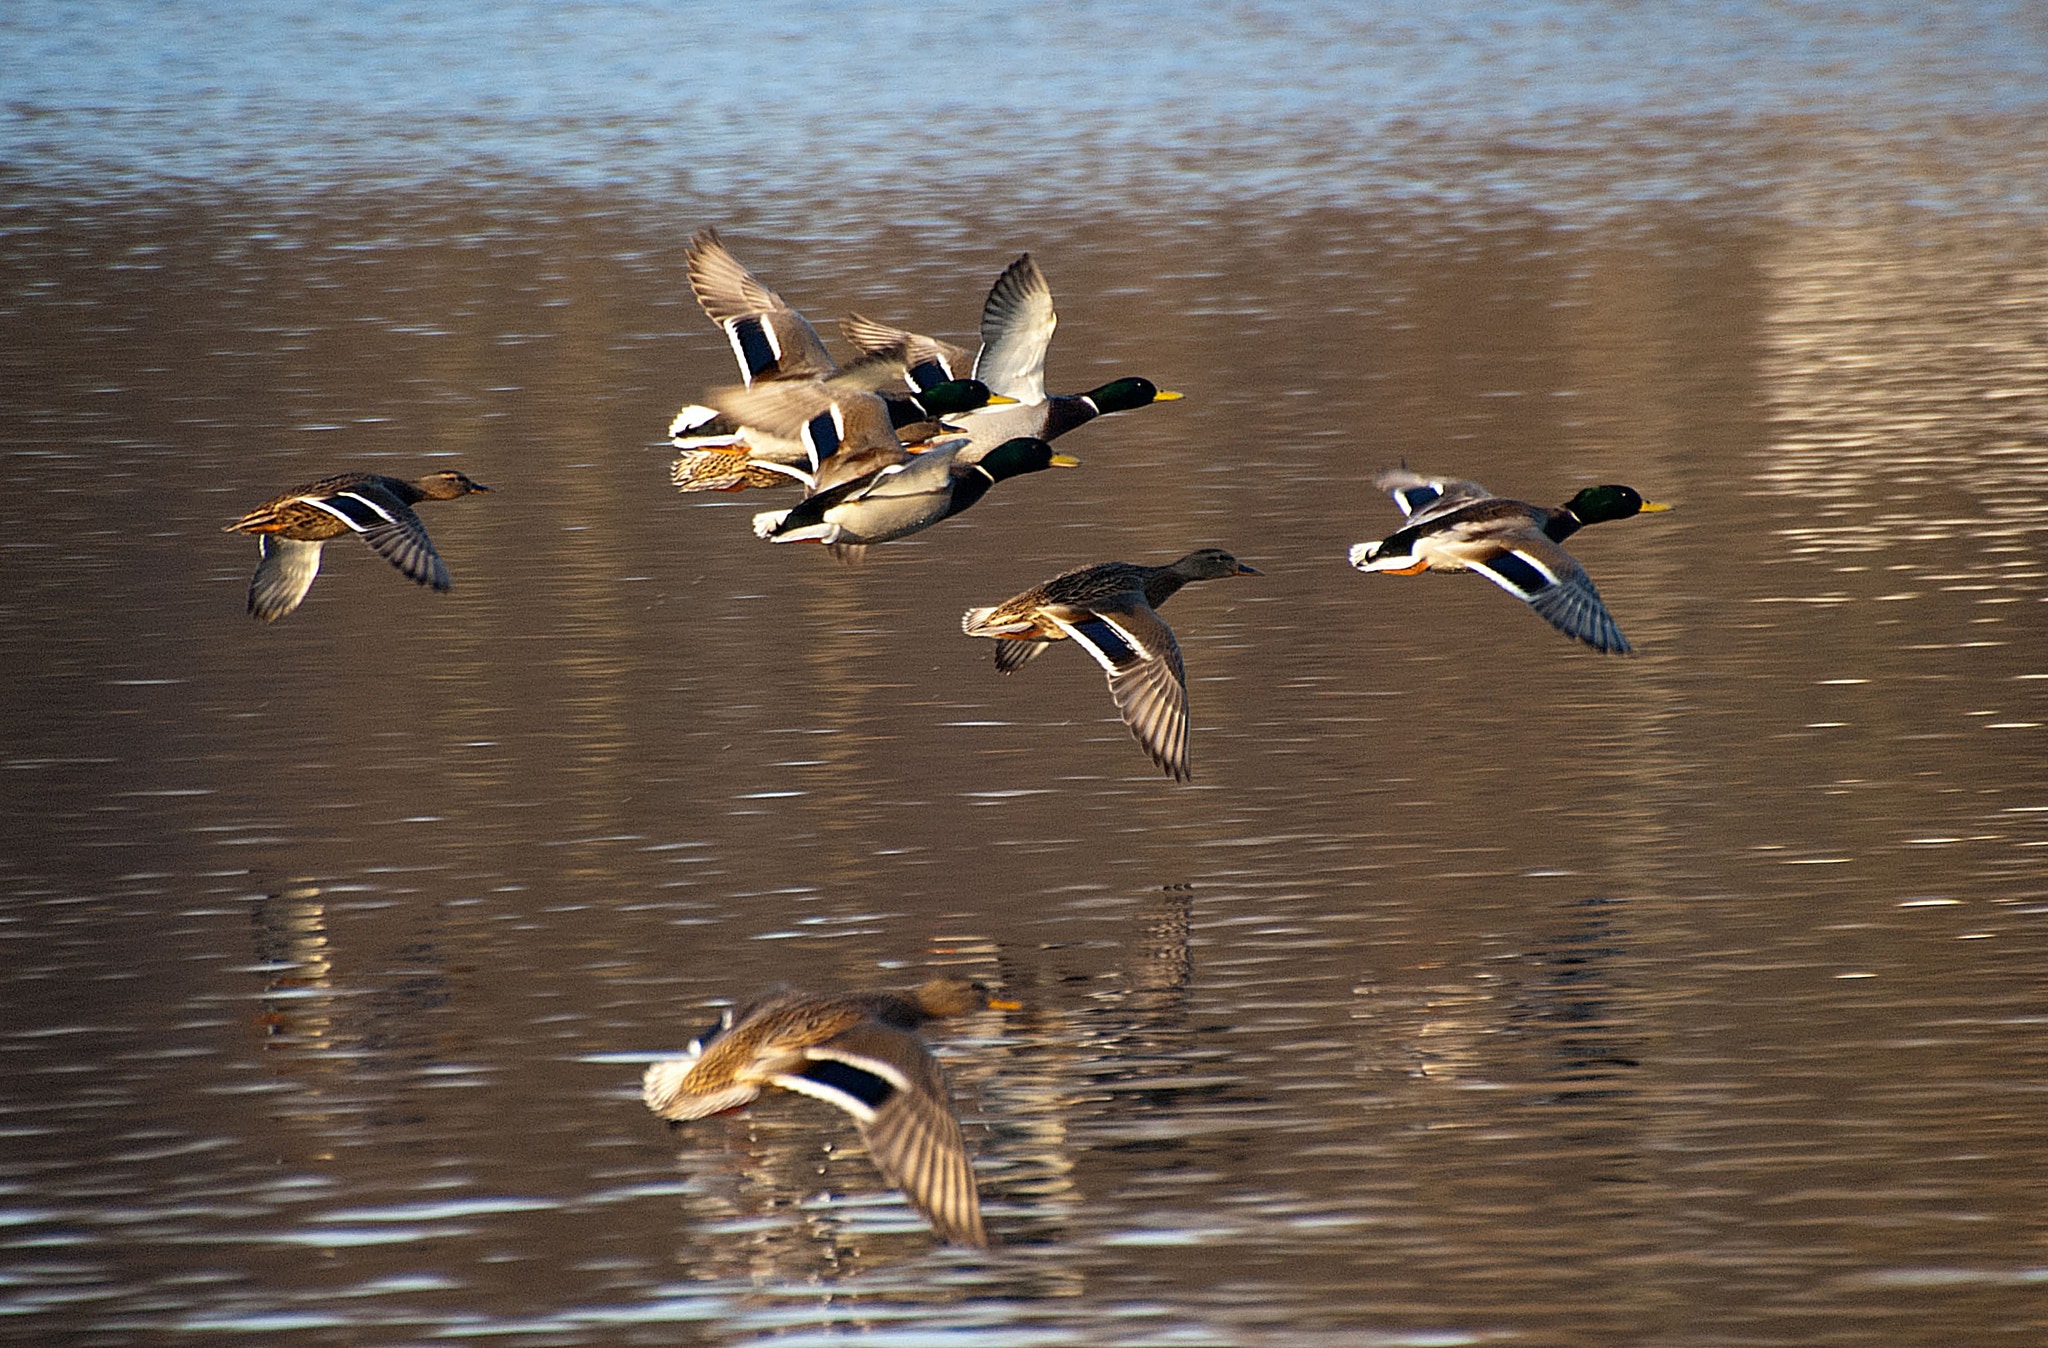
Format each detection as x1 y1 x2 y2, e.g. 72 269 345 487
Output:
962 548 1260 782
642 976 1015 1248
223 470 490 622
1349 468 1670 654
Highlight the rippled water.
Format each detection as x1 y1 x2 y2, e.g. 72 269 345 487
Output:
5 3 2048 1346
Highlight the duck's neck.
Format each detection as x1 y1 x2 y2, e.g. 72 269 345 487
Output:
1042 395 1101 440
1142 568 1195 609
1542 506 1586 545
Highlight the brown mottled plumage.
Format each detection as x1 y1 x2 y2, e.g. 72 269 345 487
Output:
223 470 490 621
962 549 1259 782
642 977 1013 1248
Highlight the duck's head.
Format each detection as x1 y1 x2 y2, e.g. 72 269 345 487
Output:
917 379 1018 416
1567 484 1670 524
1086 377 1183 414
912 976 1022 1017
418 470 492 499
1173 548 1261 580
979 436 1080 481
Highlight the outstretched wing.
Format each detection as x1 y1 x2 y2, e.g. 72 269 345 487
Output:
248 536 324 621
686 228 836 383
296 485 451 591
1372 467 1496 526
1464 541 1632 654
974 254 1056 403
773 1022 988 1248
1046 600 1190 781
840 314 972 392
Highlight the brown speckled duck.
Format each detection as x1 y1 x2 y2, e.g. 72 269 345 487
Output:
642 976 1015 1248
223 470 490 622
962 548 1260 782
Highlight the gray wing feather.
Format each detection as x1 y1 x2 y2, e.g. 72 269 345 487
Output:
248 536 324 621
1051 602 1191 781
812 1023 988 1248
1466 545 1632 654
357 508 451 591
974 254 1056 403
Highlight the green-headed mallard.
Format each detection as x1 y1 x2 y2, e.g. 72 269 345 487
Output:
961 549 1260 781
642 976 1016 1248
752 436 1076 563
1348 468 1671 654
839 253 1181 461
223 470 490 622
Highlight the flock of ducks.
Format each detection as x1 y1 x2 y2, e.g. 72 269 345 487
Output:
222 229 1673 1247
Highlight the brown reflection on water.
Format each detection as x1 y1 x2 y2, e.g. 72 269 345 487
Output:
5 184 2048 1344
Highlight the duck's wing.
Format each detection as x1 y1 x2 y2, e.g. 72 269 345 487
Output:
994 639 1056 674
248 536 324 622
1044 598 1190 781
840 314 972 392
1372 468 1496 526
973 254 1056 404
774 1022 988 1247
686 229 836 384
1464 537 1633 654
296 483 451 591
709 380 900 482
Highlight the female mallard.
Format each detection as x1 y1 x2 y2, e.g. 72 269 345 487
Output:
752 436 1076 563
223 470 490 622
961 549 1260 782
839 252 1182 461
1348 468 1670 654
642 976 1016 1248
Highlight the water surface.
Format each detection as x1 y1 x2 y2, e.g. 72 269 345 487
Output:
4 4 2048 1345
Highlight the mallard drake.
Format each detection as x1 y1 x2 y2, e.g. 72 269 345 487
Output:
223 470 490 622
752 436 1076 562
1348 468 1671 654
961 549 1259 782
839 252 1182 460
642 976 1016 1248
683 364 1015 495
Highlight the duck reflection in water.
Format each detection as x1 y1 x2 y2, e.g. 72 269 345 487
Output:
643 976 1016 1248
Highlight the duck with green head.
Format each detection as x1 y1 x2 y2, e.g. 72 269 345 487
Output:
752 435 1076 562
668 228 1014 491
1349 468 1671 654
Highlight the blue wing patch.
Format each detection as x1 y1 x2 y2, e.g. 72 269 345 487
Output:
1481 551 1552 598
729 316 779 381
907 357 954 390
802 410 842 465
1071 615 1139 667
320 491 400 531
797 1058 897 1111
1392 483 1442 517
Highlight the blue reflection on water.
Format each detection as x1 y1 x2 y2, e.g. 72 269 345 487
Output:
4 0 2045 209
